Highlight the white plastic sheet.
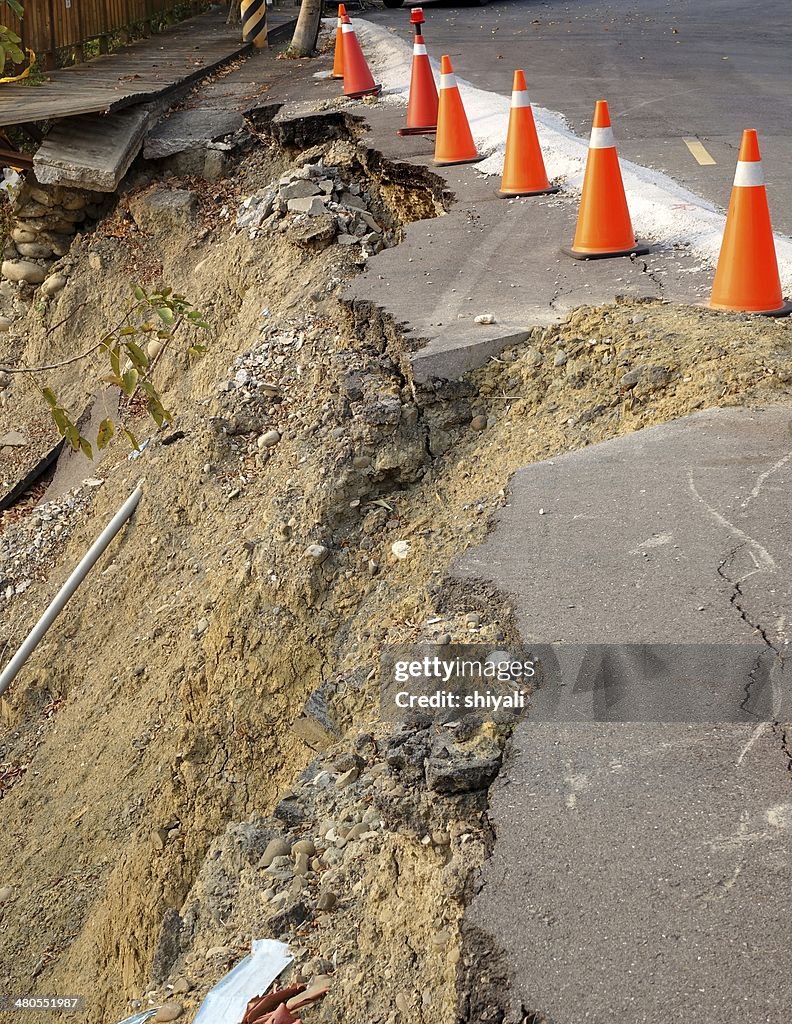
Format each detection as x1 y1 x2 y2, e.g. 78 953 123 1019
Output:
193 939 293 1024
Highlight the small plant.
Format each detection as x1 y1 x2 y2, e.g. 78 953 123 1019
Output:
0 0 25 75
1 283 210 459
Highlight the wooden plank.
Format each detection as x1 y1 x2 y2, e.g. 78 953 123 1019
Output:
0 10 248 127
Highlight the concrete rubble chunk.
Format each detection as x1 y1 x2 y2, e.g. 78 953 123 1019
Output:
280 179 322 201
287 196 327 216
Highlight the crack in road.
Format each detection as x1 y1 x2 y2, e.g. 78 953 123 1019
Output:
717 543 779 653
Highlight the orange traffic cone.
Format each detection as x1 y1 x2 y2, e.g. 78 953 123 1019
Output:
563 99 650 260
499 70 557 198
398 7 438 137
709 129 791 316
434 55 481 166
342 19 381 99
331 3 346 80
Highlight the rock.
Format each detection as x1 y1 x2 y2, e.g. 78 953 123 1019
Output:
11 227 36 244
435 632 451 645
203 150 227 183
474 313 497 325
257 430 281 448
294 852 310 875
337 233 358 246
470 415 487 432
152 1003 182 1022
292 683 341 751
335 767 359 789
59 192 87 211
647 365 673 386
291 838 316 857
281 180 321 201
425 744 502 794
287 196 327 216
553 350 568 367
465 612 482 627
170 978 193 995
192 618 208 639
316 890 337 911
0 316 12 331
304 543 329 562
0 430 28 447
129 189 198 234
16 241 53 259
26 186 55 207
88 252 104 271
0 885 13 903
287 213 337 250
259 837 291 868
152 827 171 850
620 367 643 388
41 274 67 296
267 898 309 935
1 260 46 285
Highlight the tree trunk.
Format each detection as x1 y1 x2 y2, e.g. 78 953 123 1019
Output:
290 0 322 56
227 0 241 26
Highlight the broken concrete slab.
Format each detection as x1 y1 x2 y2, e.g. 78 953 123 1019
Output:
143 108 245 160
34 107 152 192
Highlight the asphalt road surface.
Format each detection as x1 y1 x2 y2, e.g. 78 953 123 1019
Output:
368 0 792 235
455 406 792 1022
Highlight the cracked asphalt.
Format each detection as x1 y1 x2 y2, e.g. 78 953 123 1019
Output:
455 405 792 1021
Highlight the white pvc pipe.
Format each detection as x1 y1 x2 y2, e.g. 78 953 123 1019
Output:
0 483 144 697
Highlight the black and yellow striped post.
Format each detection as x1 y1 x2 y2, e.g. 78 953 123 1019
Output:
241 0 268 48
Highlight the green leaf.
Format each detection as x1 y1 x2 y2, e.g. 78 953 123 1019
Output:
79 436 93 460
5 0 24 19
157 306 175 325
125 340 150 371
123 428 141 451
42 386 58 408
109 344 121 379
51 407 69 435
133 285 146 301
96 418 114 451
119 325 138 336
121 367 139 397
65 423 81 451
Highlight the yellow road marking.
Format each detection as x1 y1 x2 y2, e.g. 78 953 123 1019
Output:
683 138 716 165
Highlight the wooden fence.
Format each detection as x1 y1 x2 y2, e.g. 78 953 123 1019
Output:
5 0 213 69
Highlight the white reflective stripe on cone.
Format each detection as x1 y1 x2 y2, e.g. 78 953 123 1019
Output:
589 126 616 149
440 73 457 89
414 43 428 55
511 90 531 108
342 22 353 33
734 161 765 187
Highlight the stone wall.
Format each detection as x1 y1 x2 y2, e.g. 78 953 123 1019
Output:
1 177 105 292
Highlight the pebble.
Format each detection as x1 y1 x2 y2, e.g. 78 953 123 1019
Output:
1 259 46 285
621 367 643 388
304 543 329 562
0 886 13 902
291 838 316 857
474 313 496 325
316 890 337 911
259 837 291 867
435 632 451 645
41 274 67 296
293 852 310 876
391 540 411 560
0 315 12 331
152 1004 182 1022
553 350 568 367
432 930 450 949
170 978 193 995
470 415 487 431
257 429 281 448
335 767 359 789
465 612 481 627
